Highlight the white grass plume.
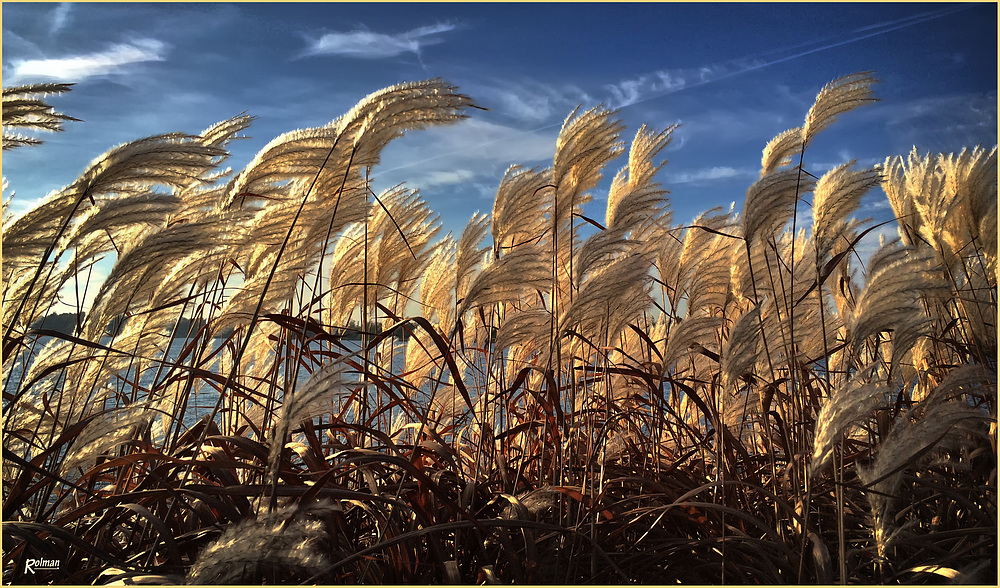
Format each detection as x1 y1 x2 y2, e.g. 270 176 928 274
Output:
660 310 722 374
742 169 815 246
266 357 352 485
605 124 674 233
812 161 881 258
719 302 764 394
760 127 804 176
491 166 552 253
185 501 334 584
458 243 548 318
454 213 490 315
2 82 78 150
802 72 878 146
810 364 887 475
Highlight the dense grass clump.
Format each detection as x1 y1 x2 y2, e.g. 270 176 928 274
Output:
2 75 995 584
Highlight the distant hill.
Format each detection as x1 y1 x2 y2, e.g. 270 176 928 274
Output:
29 314 226 338
29 312 82 334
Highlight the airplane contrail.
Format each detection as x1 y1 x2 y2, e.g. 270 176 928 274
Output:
377 3 978 178
619 3 979 109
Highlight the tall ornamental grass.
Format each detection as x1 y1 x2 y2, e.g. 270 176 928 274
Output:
2 74 995 584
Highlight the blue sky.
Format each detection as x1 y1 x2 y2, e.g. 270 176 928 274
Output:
3 2 997 245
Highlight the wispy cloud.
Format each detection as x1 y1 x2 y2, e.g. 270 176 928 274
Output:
666 166 757 185
301 22 455 59
9 38 168 82
868 91 997 155
382 118 556 174
601 5 977 112
375 118 558 200
413 169 477 189
604 69 691 108
603 61 762 108
476 81 592 124
49 3 72 36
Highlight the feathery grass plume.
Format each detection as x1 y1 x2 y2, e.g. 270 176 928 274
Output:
198 113 255 151
848 244 948 365
266 358 351 485
11 337 106 435
760 127 804 176
719 302 764 394
742 168 815 246
402 239 458 387
86 213 246 339
366 186 438 308
802 72 878 146
382 218 442 330
603 277 656 347
605 124 674 233
884 145 999 274
573 231 631 291
880 153 921 248
326 222 369 325
558 251 653 342
147 213 253 304
685 233 736 314
653 222 684 305
2 83 80 150
552 106 625 228
170 114 254 213
857 398 990 563
3 132 228 342
1 180 11 224
660 310 723 374
1 258 85 332
420 237 458 326
919 364 997 407
810 364 887 475
811 161 881 258
2 189 82 268
886 312 934 381
185 502 334 584
550 106 625 298
667 207 733 304
57 193 182 254
240 176 366 280
458 244 548 318
72 132 228 197
493 308 551 353
61 401 158 473
942 146 997 253
222 79 474 209
491 166 552 253
218 202 355 332
454 213 490 315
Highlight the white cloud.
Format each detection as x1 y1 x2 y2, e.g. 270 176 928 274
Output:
381 118 557 174
50 261 110 315
666 166 756 185
880 92 996 149
492 89 558 123
50 3 72 36
9 39 168 82
413 169 477 189
603 60 762 109
478 81 592 123
302 22 455 59
605 76 647 108
374 118 559 202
